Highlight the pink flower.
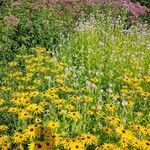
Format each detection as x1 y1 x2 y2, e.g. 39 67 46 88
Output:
4 15 20 27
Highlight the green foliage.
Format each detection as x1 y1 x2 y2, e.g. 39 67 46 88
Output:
142 13 150 24
0 1 75 61
0 0 129 62
0 13 16 61
58 14 150 88
132 0 150 8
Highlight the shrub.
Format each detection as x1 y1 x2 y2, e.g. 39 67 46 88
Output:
132 0 150 8
0 0 75 61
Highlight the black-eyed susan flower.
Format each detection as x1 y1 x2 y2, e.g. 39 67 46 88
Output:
141 139 150 150
26 103 44 114
12 132 26 144
24 124 41 139
65 104 75 111
103 127 113 136
68 141 84 150
15 145 24 150
82 95 93 103
47 121 60 129
106 116 121 126
68 112 80 120
105 104 116 112
101 143 118 150
44 140 55 149
8 107 21 114
0 125 8 132
55 75 65 84
131 138 142 149
116 126 133 140
80 133 98 145
1 143 11 150
28 141 47 150
0 135 9 145
119 137 129 148
35 118 42 124
18 110 32 120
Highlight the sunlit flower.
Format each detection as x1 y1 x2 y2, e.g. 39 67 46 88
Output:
68 112 80 120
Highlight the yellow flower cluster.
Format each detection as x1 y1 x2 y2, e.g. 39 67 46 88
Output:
0 47 149 150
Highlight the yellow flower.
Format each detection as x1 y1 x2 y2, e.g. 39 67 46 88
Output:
103 127 113 136
47 121 60 129
24 124 41 139
58 86 73 93
106 116 121 126
105 104 116 112
15 145 24 150
55 75 65 84
131 138 142 149
141 139 150 150
50 133 61 146
35 118 42 124
1 143 11 150
82 95 93 103
26 104 44 114
28 141 47 150
68 112 80 120
44 140 55 149
65 104 75 110
8 61 17 67
80 133 98 145
116 126 133 140
90 77 99 83
40 126 53 141
0 125 8 132
0 135 9 145
35 47 46 53
101 143 118 150
68 141 85 150
119 137 129 148
61 138 71 149
18 110 32 120
12 132 26 144
70 96 81 102
8 107 20 114
0 98 5 105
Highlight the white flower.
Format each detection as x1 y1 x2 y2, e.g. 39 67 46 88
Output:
86 81 97 89
122 101 128 106
91 83 97 89
147 42 150 50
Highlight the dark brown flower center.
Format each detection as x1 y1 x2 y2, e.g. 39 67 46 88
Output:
30 128 34 132
37 144 42 148
75 145 79 149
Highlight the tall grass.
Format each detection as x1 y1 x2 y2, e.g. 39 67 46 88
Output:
59 13 150 76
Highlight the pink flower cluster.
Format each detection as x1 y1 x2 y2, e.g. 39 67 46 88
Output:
84 0 149 19
46 0 149 19
115 0 149 19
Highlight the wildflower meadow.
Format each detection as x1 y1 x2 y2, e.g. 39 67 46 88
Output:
0 0 150 150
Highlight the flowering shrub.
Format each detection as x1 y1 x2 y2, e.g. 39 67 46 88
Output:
114 0 149 19
46 0 149 19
